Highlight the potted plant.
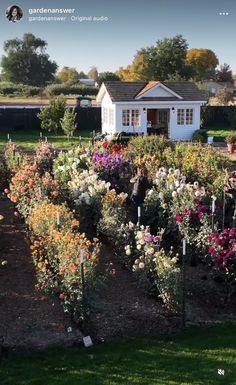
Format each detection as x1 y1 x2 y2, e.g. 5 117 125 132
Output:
225 134 236 153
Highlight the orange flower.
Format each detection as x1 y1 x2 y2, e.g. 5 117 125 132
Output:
69 263 76 273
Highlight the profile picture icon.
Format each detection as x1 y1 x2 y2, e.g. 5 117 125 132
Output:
6 5 23 22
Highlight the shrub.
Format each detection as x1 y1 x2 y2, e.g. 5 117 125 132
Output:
208 228 236 299
4 142 24 175
61 107 77 138
97 190 128 243
92 152 132 192
192 129 208 143
127 135 173 159
68 169 111 231
27 200 78 236
0 82 23 96
45 84 98 97
8 161 60 218
125 226 181 312
35 141 57 174
29 203 100 321
37 95 66 133
53 146 91 187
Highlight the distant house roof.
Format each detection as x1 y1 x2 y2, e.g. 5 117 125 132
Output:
79 79 96 86
98 81 206 102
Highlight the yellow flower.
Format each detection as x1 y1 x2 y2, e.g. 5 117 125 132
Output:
37 262 43 269
0 215 4 221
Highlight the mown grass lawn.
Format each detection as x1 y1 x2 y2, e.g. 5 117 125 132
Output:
1 323 236 385
0 130 97 150
206 126 236 142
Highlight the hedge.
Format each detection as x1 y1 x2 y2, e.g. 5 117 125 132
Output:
45 84 98 97
201 105 236 128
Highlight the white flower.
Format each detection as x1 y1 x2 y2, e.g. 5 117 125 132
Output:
174 169 181 177
193 181 199 189
137 244 142 250
139 262 145 269
172 191 177 198
174 180 180 188
158 192 164 200
134 259 140 265
169 184 174 191
126 249 131 256
176 187 183 194
195 191 200 197
168 168 174 175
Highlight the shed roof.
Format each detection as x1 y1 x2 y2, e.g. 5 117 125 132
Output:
102 81 207 102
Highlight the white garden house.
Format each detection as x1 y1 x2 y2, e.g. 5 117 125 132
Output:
96 81 207 140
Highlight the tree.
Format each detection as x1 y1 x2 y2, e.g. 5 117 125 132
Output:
186 49 219 81
78 71 87 79
61 108 77 138
37 95 66 132
215 88 233 105
57 67 79 85
1 33 58 86
97 72 120 86
87 66 98 81
216 63 233 83
116 65 133 81
116 35 191 81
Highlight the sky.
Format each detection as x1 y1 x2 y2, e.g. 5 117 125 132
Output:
0 0 236 74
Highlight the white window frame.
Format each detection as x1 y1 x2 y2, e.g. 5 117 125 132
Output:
103 107 108 124
109 108 114 126
122 109 130 126
185 108 193 125
177 108 193 125
122 109 140 127
177 109 185 125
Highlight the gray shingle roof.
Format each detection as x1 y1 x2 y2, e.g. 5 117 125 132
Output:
103 81 207 102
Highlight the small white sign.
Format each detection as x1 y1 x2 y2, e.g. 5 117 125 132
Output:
80 249 85 264
83 336 93 347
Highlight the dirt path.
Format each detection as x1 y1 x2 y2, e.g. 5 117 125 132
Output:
0 194 82 348
89 244 181 340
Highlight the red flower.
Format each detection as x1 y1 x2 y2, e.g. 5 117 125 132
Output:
69 263 76 273
59 293 65 301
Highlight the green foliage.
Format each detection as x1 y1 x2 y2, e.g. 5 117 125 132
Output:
37 95 66 133
61 108 77 138
127 135 173 158
1 33 57 86
57 66 79 85
45 84 98 97
117 35 192 81
186 49 219 81
97 71 120 86
0 82 41 97
192 129 208 143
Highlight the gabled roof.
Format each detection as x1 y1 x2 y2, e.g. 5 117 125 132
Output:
98 81 206 102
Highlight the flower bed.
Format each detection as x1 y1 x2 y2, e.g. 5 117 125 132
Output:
4 136 236 319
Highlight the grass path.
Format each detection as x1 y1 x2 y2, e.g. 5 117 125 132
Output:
1 322 236 385
0 130 93 150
